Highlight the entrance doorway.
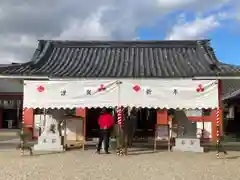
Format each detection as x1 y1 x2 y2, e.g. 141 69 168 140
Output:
134 108 157 138
225 106 240 141
85 107 157 139
2 109 20 129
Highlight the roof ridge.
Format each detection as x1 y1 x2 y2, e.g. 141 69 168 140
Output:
31 41 52 66
38 39 210 48
196 40 220 64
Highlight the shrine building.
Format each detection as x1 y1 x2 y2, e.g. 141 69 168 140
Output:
0 40 239 140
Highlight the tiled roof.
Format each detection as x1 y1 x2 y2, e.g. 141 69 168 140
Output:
0 40 239 78
222 80 240 100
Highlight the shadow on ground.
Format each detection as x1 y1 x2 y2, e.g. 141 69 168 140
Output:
225 156 240 160
2 138 240 159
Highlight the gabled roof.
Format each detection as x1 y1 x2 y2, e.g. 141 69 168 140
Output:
0 40 239 78
222 80 240 100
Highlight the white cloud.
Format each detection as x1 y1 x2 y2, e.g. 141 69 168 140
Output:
0 0 236 64
0 0 161 64
0 52 17 64
157 0 196 9
166 15 221 40
157 0 232 12
58 7 111 40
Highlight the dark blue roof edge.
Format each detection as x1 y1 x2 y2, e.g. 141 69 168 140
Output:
31 41 52 66
39 39 210 48
222 89 240 100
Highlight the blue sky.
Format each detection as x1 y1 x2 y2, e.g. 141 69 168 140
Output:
210 28 240 65
138 3 240 66
139 25 240 65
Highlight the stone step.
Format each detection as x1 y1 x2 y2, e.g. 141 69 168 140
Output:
0 129 20 136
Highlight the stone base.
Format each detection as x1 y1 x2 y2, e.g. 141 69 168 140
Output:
172 138 204 153
34 144 64 152
33 133 64 152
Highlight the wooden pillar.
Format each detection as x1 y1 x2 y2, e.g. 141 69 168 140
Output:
156 109 168 125
218 80 223 135
211 109 223 140
75 108 87 149
75 108 86 118
211 80 223 141
23 108 34 139
75 108 86 136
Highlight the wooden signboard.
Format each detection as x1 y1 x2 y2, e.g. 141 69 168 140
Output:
63 116 85 150
155 124 169 140
154 124 170 151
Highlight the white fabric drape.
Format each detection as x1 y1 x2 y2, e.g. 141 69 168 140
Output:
24 79 218 109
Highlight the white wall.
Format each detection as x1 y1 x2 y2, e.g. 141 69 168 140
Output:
0 79 23 93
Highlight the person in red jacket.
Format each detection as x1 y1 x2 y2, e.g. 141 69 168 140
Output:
96 108 115 154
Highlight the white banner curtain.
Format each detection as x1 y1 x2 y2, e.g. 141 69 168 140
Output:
23 79 218 109
24 80 120 109
119 79 218 109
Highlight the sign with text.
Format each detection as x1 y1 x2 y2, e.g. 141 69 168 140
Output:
155 124 169 141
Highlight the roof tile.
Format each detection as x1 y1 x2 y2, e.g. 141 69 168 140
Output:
0 40 239 78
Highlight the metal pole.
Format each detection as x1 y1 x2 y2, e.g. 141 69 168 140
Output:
216 108 220 158
16 101 20 129
43 108 46 133
20 108 25 156
216 79 227 158
116 80 124 156
168 116 172 152
124 107 131 155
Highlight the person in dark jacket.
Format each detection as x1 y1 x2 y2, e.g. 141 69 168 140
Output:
127 107 138 147
96 108 114 154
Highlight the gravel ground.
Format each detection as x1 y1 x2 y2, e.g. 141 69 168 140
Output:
0 148 239 180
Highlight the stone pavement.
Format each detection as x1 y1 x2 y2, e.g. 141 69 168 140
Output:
0 129 21 150
0 148 239 180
